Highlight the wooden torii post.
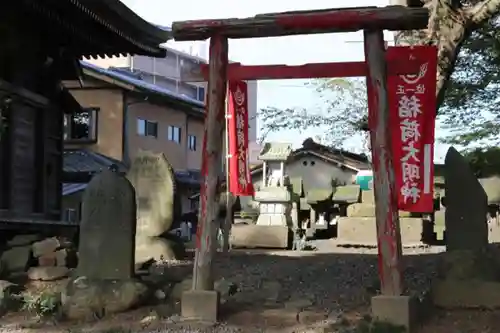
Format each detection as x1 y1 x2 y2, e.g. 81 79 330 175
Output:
174 5 428 321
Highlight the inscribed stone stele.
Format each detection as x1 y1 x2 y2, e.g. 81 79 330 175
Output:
78 169 136 279
127 151 175 237
444 147 488 251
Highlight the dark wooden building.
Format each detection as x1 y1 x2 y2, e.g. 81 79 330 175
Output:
0 1 169 224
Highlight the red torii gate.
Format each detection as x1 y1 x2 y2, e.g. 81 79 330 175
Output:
173 5 429 323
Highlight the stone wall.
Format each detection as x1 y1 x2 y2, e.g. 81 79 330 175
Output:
0 235 76 281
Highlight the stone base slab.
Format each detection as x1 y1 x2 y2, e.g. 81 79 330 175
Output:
336 217 423 246
346 203 412 218
371 295 418 332
432 279 500 309
230 224 290 249
181 290 219 322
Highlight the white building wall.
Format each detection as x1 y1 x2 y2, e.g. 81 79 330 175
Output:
252 155 357 191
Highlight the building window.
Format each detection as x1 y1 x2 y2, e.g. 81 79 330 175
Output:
197 86 205 102
165 52 178 68
168 126 182 143
64 107 99 143
137 119 158 138
180 58 198 74
188 135 197 151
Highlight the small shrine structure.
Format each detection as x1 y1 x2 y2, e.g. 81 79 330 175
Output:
254 142 294 227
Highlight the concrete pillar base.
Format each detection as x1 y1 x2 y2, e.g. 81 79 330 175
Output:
371 295 418 332
181 290 220 322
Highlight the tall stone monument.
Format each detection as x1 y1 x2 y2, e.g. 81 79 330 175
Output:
63 169 147 320
127 151 179 265
444 147 488 251
433 147 500 308
78 168 136 278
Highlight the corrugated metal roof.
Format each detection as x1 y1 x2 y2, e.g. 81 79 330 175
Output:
63 149 126 174
62 183 87 196
80 61 205 109
63 149 201 193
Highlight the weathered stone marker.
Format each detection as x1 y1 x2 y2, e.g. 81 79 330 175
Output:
433 147 500 309
444 147 488 251
64 169 147 320
78 168 136 279
127 151 179 265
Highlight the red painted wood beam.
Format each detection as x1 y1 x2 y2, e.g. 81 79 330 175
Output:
183 60 421 82
172 6 428 41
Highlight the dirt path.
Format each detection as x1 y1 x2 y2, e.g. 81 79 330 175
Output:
0 241 498 332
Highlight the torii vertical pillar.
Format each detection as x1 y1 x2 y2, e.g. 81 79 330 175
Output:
181 34 229 322
364 29 416 331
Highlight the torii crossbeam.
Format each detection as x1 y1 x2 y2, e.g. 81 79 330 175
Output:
173 4 429 324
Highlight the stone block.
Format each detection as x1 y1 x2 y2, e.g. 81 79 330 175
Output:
361 190 375 204
62 276 148 320
32 237 60 257
347 203 411 218
337 217 423 246
347 203 375 217
27 267 69 281
38 254 56 267
55 249 77 267
181 290 219 322
230 224 290 249
371 295 418 332
333 185 361 203
1 246 32 272
432 279 500 309
7 234 41 247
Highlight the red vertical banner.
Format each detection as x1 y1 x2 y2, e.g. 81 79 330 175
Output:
387 46 437 212
227 81 254 196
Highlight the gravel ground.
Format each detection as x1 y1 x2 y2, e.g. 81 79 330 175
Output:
1 240 499 333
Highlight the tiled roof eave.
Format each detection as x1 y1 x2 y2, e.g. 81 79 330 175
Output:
70 0 169 56
80 61 205 113
22 0 170 57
